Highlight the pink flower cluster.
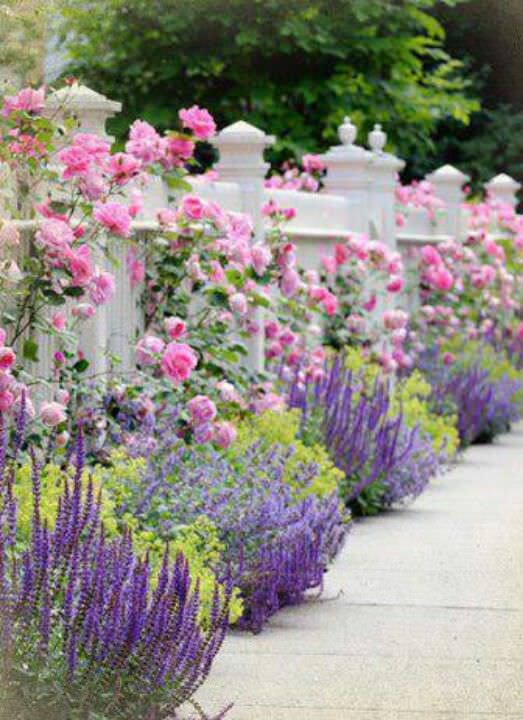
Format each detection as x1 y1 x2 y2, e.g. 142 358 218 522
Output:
265 155 325 193
395 180 445 225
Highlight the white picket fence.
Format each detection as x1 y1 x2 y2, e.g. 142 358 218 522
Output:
3 84 522 380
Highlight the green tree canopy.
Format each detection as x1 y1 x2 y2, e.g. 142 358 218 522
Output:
57 0 478 163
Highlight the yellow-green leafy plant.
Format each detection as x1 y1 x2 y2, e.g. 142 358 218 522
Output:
14 454 243 624
233 409 344 499
391 370 460 457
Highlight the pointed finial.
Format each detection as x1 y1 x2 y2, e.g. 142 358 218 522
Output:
338 116 357 146
368 123 386 153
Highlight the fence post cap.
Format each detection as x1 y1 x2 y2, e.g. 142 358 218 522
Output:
485 173 521 192
45 82 122 114
368 123 386 153
213 120 275 147
426 164 470 185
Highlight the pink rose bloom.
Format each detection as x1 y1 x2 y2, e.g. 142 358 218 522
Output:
253 392 286 414
57 145 92 179
164 136 195 165
36 219 74 251
179 105 216 139
73 133 111 161
395 212 406 228
383 309 408 330
282 207 296 221
386 275 404 293
161 342 198 385
157 208 177 226
108 152 142 184
334 243 349 265
391 328 407 346
40 401 67 428
89 271 116 305
181 195 205 221
217 380 241 404
128 189 144 219
280 269 300 298
127 250 145 288
420 245 442 266
229 292 248 315
279 329 296 346
0 329 6 346
321 256 337 274
165 316 187 340
136 335 166 366
78 171 106 201
214 421 237 449
55 431 70 448
56 389 70 405
363 295 377 312
2 87 45 117
266 341 283 359
443 351 455 366
0 346 16 371
51 311 67 332
187 394 217 425
251 244 272 276
263 320 279 340
93 202 132 237
71 303 96 320
322 292 338 316
68 245 94 286
125 120 164 164
302 153 325 173
430 266 454 291
209 261 225 284
227 213 253 243
0 390 14 412
0 223 20 248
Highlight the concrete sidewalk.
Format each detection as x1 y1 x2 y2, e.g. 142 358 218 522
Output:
197 427 523 719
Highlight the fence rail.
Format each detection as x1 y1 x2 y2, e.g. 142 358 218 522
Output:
2 83 521 382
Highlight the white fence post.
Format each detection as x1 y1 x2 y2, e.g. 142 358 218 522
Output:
321 116 372 233
212 121 274 373
366 123 404 250
425 164 469 240
485 173 521 209
46 84 125 377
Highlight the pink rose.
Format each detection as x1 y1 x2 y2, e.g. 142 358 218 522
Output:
51 311 67 332
56 389 70 405
187 394 217 425
0 347 16 371
57 145 92 179
89 271 115 306
430 266 454 292
2 87 45 117
420 245 442 266
302 154 325 173
108 152 142 184
386 275 404 293
280 269 300 298
161 342 198 385
72 303 96 320
179 105 216 140
136 335 166 366
165 316 187 340
36 219 74 251
181 195 205 221
68 244 94 287
0 223 20 248
125 120 165 164
214 421 237 449
0 390 14 412
229 292 248 315
322 292 338 316
40 401 67 428
251 244 272 276
93 202 132 237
